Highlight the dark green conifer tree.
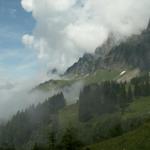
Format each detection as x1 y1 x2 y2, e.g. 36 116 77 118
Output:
127 85 133 102
48 131 56 150
59 127 83 150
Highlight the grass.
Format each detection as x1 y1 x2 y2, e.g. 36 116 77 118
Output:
83 97 150 150
35 69 120 92
83 69 120 85
35 79 76 91
58 96 150 145
85 120 150 150
123 97 150 119
36 69 150 149
59 97 150 129
58 103 79 129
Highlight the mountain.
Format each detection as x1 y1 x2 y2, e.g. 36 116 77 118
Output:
1 74 150 150
65 21 150 76
1 19 150 150
86 120 150 150
65 53 97 75
65 35 115 76
105 21 150 70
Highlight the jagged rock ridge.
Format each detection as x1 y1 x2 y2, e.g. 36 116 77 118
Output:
65 21 150 75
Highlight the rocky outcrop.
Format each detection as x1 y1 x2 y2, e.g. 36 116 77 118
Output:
65 36 115 76
65 53 97 75
65 21 150 76
105 21 150 70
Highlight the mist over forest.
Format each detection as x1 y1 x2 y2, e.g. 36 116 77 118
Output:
0 0 150 150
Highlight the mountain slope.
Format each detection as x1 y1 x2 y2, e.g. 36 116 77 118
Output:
65 35 116 76
85 120 150 150
105 22 150 70
1 75 150 150
65 21 150 76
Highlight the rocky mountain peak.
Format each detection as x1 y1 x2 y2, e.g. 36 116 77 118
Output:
64 21 150 76
95 33 116 58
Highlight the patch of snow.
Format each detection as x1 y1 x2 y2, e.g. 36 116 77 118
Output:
120 71 126 76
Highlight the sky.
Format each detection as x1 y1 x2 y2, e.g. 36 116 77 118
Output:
0 0 150 119
0 0 37 88
21 0 150 74
1 0 150 86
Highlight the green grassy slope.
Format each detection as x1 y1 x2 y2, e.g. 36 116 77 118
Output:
35 69 120 92
35 79 75 91
123 97 150 119
35 68 141 93
82 97 150 150
84 69 120 85
59 97 150 128
59 103 79 129
58 96 150 145
86 120 150 150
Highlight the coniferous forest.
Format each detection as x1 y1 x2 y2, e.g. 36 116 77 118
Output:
1 73 150 150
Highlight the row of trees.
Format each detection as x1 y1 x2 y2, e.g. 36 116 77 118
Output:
0 127 83 150
32 127 83 150
79 73 150 122
79 81 133 121
1 74 150 149
0 93 66 150
31 115 145 150
0 144 16 150
131 73 150 97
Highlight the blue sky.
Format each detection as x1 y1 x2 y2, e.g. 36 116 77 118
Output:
1 0 150 84
0 0 37 82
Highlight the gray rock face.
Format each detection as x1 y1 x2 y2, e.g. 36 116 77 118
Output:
65 53 97 75
105 21 150 70
65 36 114 75
65 21 150 76
95 34 116 58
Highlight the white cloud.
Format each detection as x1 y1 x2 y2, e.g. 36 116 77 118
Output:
22 34 34 47
21 0 150 74
21 0 33 12
44 0 76 12
65 23 109 52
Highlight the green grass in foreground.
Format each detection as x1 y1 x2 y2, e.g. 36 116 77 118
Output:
85 120 150 150
58 96 150 147
123 97 150 119
59 97 150 129
85 97 150 150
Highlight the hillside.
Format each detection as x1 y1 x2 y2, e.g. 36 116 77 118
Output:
86 120 150 150
105 21 150 70
33 21 150 93
1 74 150 150
34 69 121 92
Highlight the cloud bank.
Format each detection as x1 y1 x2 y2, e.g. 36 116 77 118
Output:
21 0 150 74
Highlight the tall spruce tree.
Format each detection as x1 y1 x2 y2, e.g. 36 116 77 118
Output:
127 85 133 103
59 127 83 150
48 131 56 150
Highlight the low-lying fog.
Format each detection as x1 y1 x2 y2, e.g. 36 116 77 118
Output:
0 78 84 121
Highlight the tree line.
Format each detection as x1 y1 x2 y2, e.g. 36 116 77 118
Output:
79 73 150 122
0 93 66 150
1 73 150 150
